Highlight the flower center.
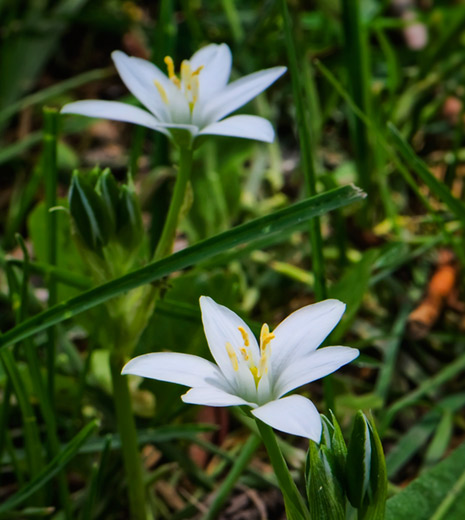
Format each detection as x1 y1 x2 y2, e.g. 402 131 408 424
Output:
154 56 204 113
231 324 275 387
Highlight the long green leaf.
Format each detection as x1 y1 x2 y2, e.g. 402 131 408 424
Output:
387 123 465 226
0 420 97 513
386 441 465 520
0 185 365 350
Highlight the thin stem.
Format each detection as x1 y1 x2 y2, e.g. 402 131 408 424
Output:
280 0 326 301
202 433 261 520
43 107 58 404
16 235 72 518
255 420 310 520
110 351 151 520
153 147 193 260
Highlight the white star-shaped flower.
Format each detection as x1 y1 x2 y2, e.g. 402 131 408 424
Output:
123 296 359 441
61 44 286 147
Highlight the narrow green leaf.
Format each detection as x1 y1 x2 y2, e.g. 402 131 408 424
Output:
0 185 365 350
306 442 345 520
386 442 465 520
387 122 465 226
0 420 97 513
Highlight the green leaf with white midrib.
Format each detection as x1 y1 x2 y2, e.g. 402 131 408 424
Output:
386 441 465 520
0 184 365 350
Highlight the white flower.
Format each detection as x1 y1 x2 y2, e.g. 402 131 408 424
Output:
61 44 286 147
122 296 359 441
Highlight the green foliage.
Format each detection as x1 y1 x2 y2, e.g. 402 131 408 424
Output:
386 442 465 520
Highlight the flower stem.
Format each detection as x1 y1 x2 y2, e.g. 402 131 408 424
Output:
255 420 311 520
202 433 261 520
110 351 151 520
153 147 193 261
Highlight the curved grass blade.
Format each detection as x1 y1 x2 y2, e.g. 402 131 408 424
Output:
0 420 97 514
0 184 365 350
387 122 465 226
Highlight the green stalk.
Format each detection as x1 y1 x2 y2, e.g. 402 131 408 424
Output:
280 0 333 411
110 351 151 520
340 0 372 196
16 235 72 518
280 0 326 301
153 147 193 260
42 107 58 404
202 433 261 520
255 420 310 520
0 348 44 491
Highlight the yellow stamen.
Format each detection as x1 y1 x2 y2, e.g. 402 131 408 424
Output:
238 326 250 347
164 56 180 88
192 65 204 76
250 365 259 385
164 56 175 79
260 323 275 352
180 60 191 86
225 342 238 371
154 80 168 104
239 347 249 361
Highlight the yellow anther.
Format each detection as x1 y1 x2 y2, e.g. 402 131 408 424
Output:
192 65 204 77
164 56 175 78
154 80 168 104
238 326 250 347
239 347 249 361
260 323 275 352
225 342 239 371
164 56 180 88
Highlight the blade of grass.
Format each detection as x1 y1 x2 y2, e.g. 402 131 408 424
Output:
0 185 365 350
340 0 372 195
375 304 411 402
387 122 465 227
15 234 72 519
42 107 59 404
0 67 112 125
381 351 465 433
280 0 327 301
0 420 98 514
201 433 261 520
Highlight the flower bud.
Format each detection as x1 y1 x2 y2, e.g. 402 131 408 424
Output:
345 411 387 519
116 183 143 250
305 413 347 520
68 170 112 252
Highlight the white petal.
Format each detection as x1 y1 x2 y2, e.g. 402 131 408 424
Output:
270 299 346 375
190 43 232 102
61 100 169 135
182 386 256 407
112 51 170 121
199 296 259 386
200 66 286 125
252 395 322 441
199 115 275 143
274 346 360 398
122 352 227 389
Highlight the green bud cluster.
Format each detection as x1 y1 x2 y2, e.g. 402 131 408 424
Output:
68 167 144 276
306 411 387 520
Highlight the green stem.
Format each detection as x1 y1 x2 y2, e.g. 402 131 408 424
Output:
43 107 58 404
110 351 151 520
280 0 326 301
0 349 44 489
16 235 72 518
255 420 310 520
153 147 193 261
202 433 261 520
